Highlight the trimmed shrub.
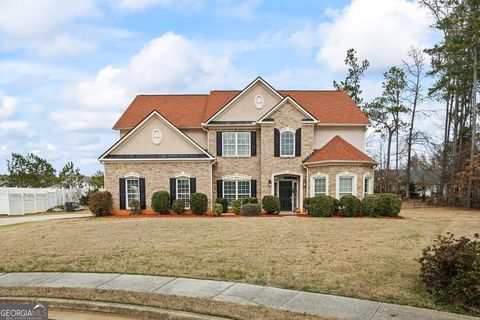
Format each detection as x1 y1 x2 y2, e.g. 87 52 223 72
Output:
171 199 185 214
190 192 208 215
378 193 402 216
242 197 258 204
152 191 170 214
362 194 383 217
339 195 362 217
231 199 241 214
303 197 312 212
241 203 261 216
216 198 228 213
213 203 223 217
129 199 141 214
308 195 335 217
417 233 480 307
262 195 280 214
250 197 258 204
88 191 113 216
333 197 340 214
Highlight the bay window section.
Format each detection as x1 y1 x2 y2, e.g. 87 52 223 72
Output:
176 178 191 208
313 177 327 196
338 177 354 198
223 180 251 205
222 132 251 157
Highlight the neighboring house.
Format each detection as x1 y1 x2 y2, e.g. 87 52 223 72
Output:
100 77 376 212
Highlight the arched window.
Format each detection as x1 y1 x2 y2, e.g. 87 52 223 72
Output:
280 131 295 157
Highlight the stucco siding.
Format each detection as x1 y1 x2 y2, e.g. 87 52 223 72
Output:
314 126 366 151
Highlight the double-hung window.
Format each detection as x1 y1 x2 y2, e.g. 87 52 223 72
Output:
222 132 250 157
364 176 371 196
126 178 140 208
338 177 354 198
313 177 327 196
176 178 191 208
223 180 251 205
280 131 295 156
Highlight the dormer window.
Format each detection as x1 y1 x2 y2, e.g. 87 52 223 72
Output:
280 131 295 157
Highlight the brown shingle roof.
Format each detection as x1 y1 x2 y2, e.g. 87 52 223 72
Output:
113 89 370 129
303 135 376 164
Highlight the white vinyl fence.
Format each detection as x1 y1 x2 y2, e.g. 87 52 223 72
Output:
0 187 79 216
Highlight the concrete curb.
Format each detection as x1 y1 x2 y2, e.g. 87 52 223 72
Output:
0 296 229 320
0 272 477 320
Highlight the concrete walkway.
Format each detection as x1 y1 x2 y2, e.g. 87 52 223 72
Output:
0 272 477 320
0 213 92 226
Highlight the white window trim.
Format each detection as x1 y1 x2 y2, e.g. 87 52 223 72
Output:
176 178 191 209
125 178 140 209
310 173 329 197
175 172 192 178
336 171 357 199
123 172 140 178
363 173 373 196
222 132 251 158
279 129 295 157
222 173 252 180
222 180 251 206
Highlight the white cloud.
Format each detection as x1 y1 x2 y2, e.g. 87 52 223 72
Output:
313 0 435 71
118 0 172 10
0 94 18 118
0 120 27 132
50 110 121 131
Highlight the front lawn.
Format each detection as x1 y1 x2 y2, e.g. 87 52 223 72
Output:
1 207 479 312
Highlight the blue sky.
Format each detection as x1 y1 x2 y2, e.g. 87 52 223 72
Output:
0 0 439 175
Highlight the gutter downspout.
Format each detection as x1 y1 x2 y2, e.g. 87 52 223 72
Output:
302 164 309 214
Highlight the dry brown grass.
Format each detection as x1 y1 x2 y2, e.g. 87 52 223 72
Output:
1 207 479 311
0 287 330 320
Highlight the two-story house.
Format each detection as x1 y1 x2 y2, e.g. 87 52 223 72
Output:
99 77 376 213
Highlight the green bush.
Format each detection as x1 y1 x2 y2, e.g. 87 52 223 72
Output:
378 193 402 216
362 194 383 217
417 233 480 307
152 191 170 214
216 198 228 213
129 199 141 214
308 195 335 217
190 193 208 215
339 195 362 217
303 197 311 212
333 197 340 213
242 197 258 204
171 199 185 214
213 203 223 216
241 203 261 216
88 191 113 216
262 195 280 214
232 199 241 214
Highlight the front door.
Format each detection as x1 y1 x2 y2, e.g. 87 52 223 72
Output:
279 181 293 211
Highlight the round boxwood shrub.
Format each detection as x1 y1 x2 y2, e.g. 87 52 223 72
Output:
129 199 141 214
231 199 241 214
241 203 261 216
362 194 382 217
378 193 402 216
89 191 113 216
171 199 185 214
308 195 335 217
213 203 223 217
216 198 228 213
190 192 208 215
417 233 480 307
152 191 170 214
339 195 362 217
262 195 280 214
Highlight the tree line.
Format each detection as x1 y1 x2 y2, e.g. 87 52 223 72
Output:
2 152 104 189
333 0 479 207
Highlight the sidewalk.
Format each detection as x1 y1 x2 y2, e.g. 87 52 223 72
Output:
0 272 476 320
0 213 92 226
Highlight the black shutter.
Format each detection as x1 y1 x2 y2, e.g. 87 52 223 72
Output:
274 128 280 157
139 178 146 209
170 178 176 202
217 180 223 198
295 128 301 157
251 131 257 156
251 180 257 198
119 178 126 210
216 131 222 156
190 178 196 193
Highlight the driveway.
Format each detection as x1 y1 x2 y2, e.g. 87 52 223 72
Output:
0 213 92 226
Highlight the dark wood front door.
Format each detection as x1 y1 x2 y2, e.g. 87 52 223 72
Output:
279 181 293 211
